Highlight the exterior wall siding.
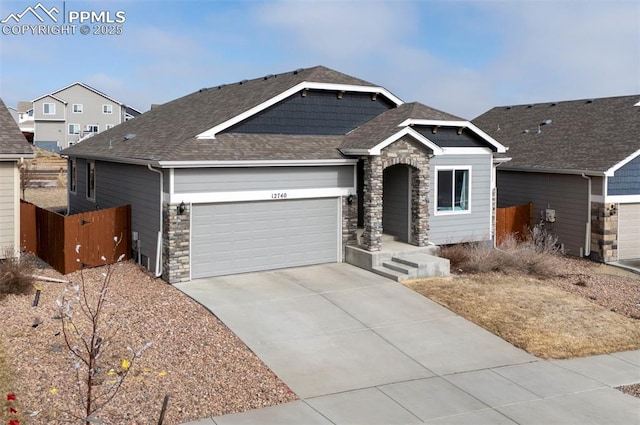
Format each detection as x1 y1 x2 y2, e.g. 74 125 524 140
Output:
0 162 18 254
224 90 393 135
415 126 488 148
429 153 493 245
497 171 589 256
173 165 354 193
69 160 161 271
608 155 640 195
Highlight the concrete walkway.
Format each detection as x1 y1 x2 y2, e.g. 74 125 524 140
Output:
176 263 640 425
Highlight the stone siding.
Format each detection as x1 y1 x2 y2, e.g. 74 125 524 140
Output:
162 203 190 283
361 136 432 251
342 194 358 254
590 202 618 262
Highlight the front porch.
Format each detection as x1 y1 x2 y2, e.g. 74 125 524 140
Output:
345 233 450 281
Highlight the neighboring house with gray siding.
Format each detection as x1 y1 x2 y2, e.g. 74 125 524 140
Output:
18 83 141 152
474 95 640 263
0 98 34 258
61 66 507 283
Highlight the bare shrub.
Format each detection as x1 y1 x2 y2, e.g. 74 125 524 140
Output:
0 247 34 298
441 226 563 278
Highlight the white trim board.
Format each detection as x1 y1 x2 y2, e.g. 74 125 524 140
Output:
167 187 355 204
398 119 508 153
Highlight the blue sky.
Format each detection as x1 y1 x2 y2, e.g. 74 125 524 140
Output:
0 0 638 118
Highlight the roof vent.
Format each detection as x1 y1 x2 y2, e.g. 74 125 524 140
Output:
238 79 248 85
550 102 557 106
293 68 304 75
198 88 208 92
217 84 226 90
263 74 274 80
527 104 534 108
123 133 136 141
506 106 512 110
522 129 530 134
586 99 594 103
541 119 552 125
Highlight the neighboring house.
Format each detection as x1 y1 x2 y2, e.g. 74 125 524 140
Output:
474 95 640 263
61 66 507 283
0 98 34 258
18 83 141 152
7 106 19 123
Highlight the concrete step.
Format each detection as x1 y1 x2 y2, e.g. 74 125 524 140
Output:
392 253 450 277
372 266 408 282
381 261 415 275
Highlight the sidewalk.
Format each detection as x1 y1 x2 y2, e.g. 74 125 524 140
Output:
177 264 640 425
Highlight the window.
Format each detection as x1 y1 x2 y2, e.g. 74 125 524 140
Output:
43 103 55 114
103 104 113 114
28 109 33 117
87 161 96 201
86 125 99 133
70 158 77 193
68 124 80 135
73 104 83 113
436 167 471 213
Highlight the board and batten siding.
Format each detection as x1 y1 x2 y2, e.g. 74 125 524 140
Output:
0 162 18 255
69 159 161 271
429 153 492 244
497 171 589 256
173 165 354 194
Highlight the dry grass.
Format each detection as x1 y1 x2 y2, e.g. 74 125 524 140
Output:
23 188 67 211
405 274 640 359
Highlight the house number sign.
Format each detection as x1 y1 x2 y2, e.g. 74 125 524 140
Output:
271 192 288 199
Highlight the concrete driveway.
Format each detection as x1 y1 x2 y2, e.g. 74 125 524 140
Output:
176 263 640 425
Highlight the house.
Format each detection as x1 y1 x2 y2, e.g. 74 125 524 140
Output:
0 98 34 258
473 95 640 264
17 83 141 152
61 66 507 283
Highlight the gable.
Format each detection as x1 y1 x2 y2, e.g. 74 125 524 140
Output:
608 153 640 195
413 126 490 148
223 89 394 136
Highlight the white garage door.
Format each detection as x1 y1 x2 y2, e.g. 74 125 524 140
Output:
618 203 640 260
191 198 339 278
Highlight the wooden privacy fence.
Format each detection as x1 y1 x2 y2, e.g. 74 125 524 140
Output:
20 201 131 274
496 202 533 246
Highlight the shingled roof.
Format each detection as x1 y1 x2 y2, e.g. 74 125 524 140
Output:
473 95 640 174
0 98 33 158
61 66 384 162
340 102 462 151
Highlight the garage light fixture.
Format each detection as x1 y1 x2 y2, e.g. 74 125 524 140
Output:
177 201 186 215
347 195 354 205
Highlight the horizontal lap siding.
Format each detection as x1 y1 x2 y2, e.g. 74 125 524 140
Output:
497 171 588 255
69 160 160 270
174 165 354 193
429 154 492 244
0 163 17 251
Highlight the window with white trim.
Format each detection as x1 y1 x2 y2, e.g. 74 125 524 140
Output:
68 124 80 135
86 125 99 133
103 104 113 114
43 103 55 114
87 161 96 201
435 166 471 213
70 158 77 193
73 104 83 113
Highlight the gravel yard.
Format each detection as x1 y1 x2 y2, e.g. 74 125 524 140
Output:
1 259 296 424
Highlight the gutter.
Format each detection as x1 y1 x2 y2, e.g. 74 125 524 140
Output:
147 164 163 278
500 166 605 177
581 173 592 257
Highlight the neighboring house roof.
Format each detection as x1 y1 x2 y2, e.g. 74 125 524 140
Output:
17 101 32 113
0 98 33 158
33 93 68 105
32 82 142 115
473 95 640 175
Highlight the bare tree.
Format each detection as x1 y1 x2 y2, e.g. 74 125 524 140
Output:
19 160 35 200
57 237 152 424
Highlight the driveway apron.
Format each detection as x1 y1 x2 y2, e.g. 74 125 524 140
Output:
176 263 640 425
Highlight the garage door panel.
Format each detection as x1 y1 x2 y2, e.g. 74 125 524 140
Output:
192 198 339 278
618 203 640 261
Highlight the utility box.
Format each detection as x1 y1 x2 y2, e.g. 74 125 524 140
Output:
545 209 556 223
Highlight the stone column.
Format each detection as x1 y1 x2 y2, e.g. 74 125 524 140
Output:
411 167 429 246
342 195 358 255
361 157 383 251
590 202 618 262
162 203 191 283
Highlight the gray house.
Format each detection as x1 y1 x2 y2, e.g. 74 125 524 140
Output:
474 95 640 264
19 82 141 151
61 66 507 283
0 98 34 258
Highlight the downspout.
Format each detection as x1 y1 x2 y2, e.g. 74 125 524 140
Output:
147 164 163 277
581 173 591 257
